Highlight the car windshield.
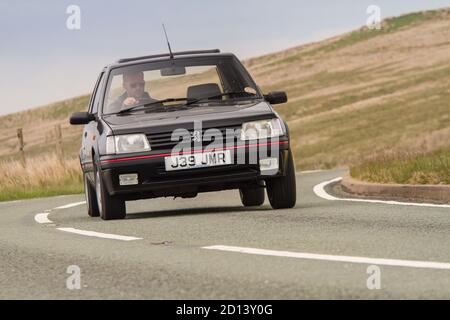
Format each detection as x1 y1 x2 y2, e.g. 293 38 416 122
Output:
103 56 262 115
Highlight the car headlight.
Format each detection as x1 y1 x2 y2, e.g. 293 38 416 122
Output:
106 134 151 154
240 118 284 140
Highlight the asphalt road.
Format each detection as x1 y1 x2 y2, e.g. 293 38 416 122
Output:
1 168 450 299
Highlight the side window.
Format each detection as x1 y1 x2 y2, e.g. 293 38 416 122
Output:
88 72 105 114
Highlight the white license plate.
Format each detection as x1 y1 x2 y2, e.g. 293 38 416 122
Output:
164 150 232 171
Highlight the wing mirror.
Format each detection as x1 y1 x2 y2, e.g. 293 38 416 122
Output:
70 112 96 125
264 91 288 105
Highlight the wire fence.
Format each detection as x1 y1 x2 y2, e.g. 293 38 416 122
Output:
0 124 79 167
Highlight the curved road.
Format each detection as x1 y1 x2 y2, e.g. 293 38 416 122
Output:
1 169 450 299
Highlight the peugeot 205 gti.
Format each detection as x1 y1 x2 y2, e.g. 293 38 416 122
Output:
70 49 296 220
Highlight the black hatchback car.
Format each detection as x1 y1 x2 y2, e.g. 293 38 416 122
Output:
70 49 296 220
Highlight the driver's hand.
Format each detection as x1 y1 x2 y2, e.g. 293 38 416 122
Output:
122 97 139 107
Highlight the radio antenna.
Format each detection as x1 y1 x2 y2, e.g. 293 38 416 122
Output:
162 23 174 59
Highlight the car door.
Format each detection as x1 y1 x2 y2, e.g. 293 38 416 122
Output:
82 72 105 182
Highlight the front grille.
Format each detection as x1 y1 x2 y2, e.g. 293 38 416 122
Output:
147 125 242 150
142 164 260 185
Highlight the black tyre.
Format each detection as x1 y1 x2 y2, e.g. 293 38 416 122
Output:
84 173 100 217
239 186 265 207
95 166 126 220
266 150 297 209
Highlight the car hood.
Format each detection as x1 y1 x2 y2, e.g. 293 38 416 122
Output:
102 101 277 135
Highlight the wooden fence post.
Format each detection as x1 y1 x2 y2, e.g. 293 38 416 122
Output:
55 124 64 164
17 128 26 167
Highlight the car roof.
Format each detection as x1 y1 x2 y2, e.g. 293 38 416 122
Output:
103 49 236 71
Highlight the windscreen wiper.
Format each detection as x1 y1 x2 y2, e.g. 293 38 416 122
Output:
183 91 259 107
118 98 189 114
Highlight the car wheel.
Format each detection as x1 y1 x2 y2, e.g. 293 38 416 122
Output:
95 166 126 220
239 186 265 207
266 150 297 209
84 173 100 217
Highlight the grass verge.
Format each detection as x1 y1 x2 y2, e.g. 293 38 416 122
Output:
0 154 83 202
350 149 450 185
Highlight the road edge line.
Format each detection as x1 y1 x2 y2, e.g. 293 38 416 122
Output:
313 177 450 208
342 174 450 204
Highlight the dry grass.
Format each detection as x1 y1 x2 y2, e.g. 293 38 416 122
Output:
0 154 83 201
350 149 450 185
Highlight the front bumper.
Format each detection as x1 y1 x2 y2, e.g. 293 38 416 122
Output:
99 139 290 200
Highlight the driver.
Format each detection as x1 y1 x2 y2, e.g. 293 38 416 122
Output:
110 71 157 110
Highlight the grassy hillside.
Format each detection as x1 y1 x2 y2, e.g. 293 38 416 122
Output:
0 8 449 176
245 8 450 170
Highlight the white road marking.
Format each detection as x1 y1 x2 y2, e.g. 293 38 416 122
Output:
313 177 450 208
54 201 86 210
34 213 53 224
203 245 450 270
0 200 23 205
298 170 324 174
57 227 142 241
313 177 344 200
34 201 143 241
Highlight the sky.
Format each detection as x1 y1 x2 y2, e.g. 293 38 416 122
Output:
1 0 450 116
